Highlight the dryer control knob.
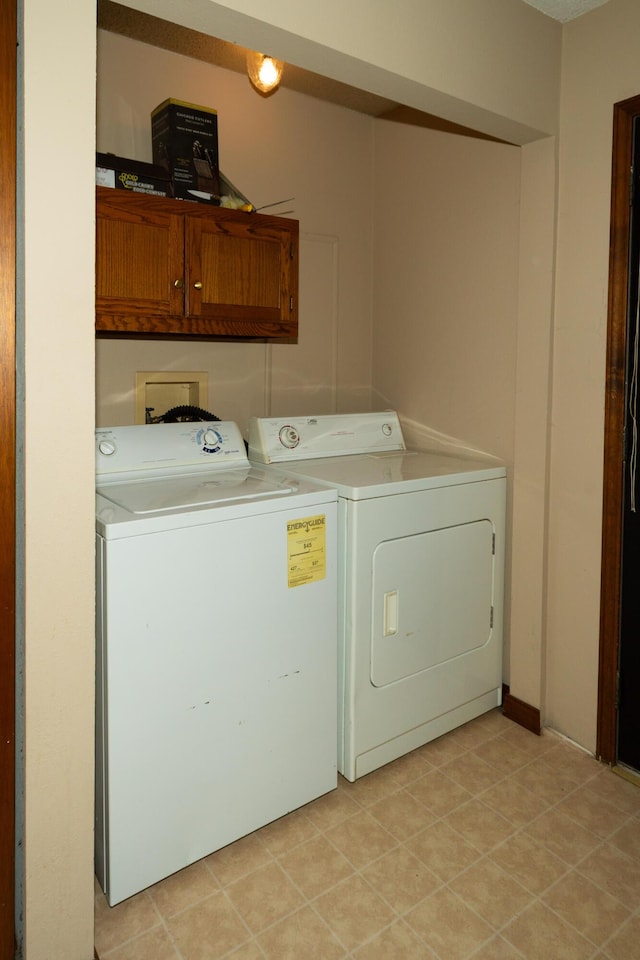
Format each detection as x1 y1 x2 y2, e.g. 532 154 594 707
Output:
98 439 116 456
279 425 300 449
382 423 393 437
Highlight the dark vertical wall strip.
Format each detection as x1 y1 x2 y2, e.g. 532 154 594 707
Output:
616 118 640 771
598 94 640 764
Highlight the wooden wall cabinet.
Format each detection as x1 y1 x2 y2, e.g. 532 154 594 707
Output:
95 186 298 339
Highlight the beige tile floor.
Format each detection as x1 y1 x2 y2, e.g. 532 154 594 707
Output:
95 710 640 960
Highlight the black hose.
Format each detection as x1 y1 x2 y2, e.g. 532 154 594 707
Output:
160 405 221 423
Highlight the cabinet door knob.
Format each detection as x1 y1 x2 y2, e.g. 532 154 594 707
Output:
173 279 183 289
193 281 203 290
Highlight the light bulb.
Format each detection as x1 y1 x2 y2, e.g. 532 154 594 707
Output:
247 53 284 95
258 58 279 89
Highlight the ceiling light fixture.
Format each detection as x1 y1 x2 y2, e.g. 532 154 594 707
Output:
247 52 284 95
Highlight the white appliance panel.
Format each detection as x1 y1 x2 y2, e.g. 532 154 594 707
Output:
248 411 404 462
98 504 337 906
371 519 495 686
340 479 505 779
96 420 247 478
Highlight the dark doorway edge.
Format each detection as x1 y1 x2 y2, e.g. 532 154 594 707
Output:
597 93 640 763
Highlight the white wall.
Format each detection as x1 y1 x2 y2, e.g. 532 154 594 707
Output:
509 136 557 715
21 0 96 957
371 120 521 462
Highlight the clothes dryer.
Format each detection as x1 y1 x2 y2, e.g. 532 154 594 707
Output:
249 412 506 781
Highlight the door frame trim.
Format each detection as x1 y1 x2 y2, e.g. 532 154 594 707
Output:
597 93 640 762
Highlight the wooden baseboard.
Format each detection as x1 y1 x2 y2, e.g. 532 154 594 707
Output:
502 686 542 735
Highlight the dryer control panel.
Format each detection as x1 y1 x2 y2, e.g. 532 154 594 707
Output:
248 411 405 463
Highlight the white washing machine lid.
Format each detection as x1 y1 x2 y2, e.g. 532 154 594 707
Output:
251 449 506 500
98 467 298 515
96 465 337 537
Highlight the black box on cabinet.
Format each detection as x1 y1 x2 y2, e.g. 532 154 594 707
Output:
151 98 220 201
95 153 172 196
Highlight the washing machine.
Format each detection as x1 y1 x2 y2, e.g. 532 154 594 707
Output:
248 412 506 781
95 421 337 905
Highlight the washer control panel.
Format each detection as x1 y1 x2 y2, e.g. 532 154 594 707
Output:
96 421 248 479
248 411 405 463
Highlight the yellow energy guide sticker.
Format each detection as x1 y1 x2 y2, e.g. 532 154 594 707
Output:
287 514 327 588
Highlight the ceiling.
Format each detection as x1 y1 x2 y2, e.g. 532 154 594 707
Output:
97 0 610 144
521 0 609 20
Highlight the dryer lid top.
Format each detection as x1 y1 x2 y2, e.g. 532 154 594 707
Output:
265 449 506 499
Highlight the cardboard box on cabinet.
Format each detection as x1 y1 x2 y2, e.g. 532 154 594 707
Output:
151 98 220 201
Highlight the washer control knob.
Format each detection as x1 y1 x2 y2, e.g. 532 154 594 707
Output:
98 439 116 456
382 422 393 437
279 425 300 449
203 429 219 447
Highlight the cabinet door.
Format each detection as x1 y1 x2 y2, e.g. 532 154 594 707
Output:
96 188 184 333
185 212 298 338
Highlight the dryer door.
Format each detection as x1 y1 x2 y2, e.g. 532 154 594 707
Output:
371 519 495 687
